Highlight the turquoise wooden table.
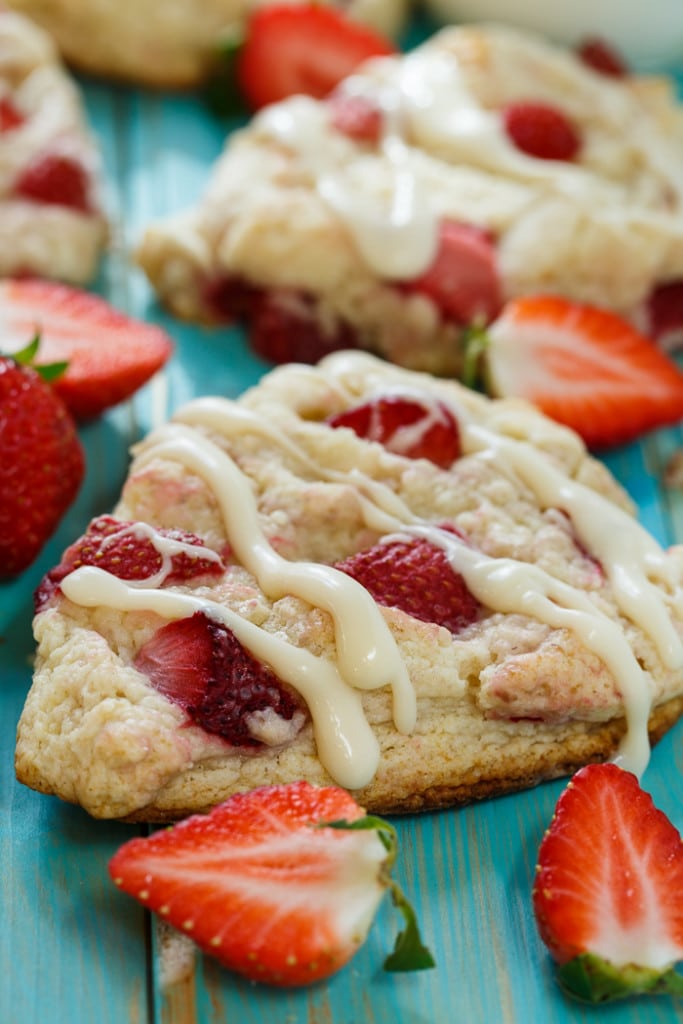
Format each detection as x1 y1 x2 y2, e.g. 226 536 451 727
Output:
2 16 683 1024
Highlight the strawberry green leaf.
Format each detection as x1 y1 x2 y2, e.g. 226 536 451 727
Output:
8 333 68 381
384 879 436 972
557 953 683 1003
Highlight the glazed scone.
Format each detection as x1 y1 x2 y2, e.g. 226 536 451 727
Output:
137 23 683 375
4 0 409 88
15 352 683 821
0 9 107 284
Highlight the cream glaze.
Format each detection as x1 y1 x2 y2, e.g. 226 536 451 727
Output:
60 352 683 784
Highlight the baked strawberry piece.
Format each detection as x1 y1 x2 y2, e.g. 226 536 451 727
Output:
533 763 683 1003
138 23 683 376
109 781 434 986
0 10 107 284
15 353 683 821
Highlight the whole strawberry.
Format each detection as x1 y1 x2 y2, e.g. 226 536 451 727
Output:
0 339 84 577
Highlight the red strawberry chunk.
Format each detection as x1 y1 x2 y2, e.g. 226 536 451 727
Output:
335 534 479 634
328 92 383 142
35 516 224 611
237 3 395 111
403 220 502 326
328 394 461 469
533 764 683 1000
485 295 683 448
249 290 359 364
109 782 409 986
503 101 581 161
644 279 683 352
0 96 25 132
0 278 173 420
577 37 629 77
14 152 92 213
134 611 306 748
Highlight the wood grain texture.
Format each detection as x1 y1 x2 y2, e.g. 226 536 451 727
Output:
1 23 683 1024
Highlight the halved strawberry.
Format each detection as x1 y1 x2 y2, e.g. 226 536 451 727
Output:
134 611 306 748
0 278 173 419
236 3 395 111
482 295 683 448
533 763 683 1003
503 101 581 161
335 533 479 633
109 781 434 986
34 516 225 611
328 394 461 469
403 220 502 327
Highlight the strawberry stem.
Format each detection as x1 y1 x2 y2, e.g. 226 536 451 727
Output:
326 815 435 973
557 953 683 1003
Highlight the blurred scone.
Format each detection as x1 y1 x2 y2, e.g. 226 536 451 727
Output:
137 23 683 375
0 9 107 283
15 352 683 821
4 0 409 87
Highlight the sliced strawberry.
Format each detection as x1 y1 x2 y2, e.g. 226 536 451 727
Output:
533 763 683 1002
237 3 395 111
328 394 461 469
644 280 683 353
503 101 581 161
249 290 359 364
328 92 383 142
14 152 92 213
403 220 502 326
134 611 306 748
335 534 479 634
0 96 25 132
0 278 173 419
577 37 629 77
483 295 683 448
34 516 224 612
109 781 434 986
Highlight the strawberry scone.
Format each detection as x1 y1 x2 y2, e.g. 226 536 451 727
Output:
0 8 107 284
15 352 683 821
137 23 683 374
4 0 408 88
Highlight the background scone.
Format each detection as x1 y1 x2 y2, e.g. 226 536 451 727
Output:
4 0 409 88
0 9 107 283
137 23 683 375
15 352 683 822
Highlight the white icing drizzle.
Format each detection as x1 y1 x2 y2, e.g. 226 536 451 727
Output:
97 520 223 589
59 353 683 783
